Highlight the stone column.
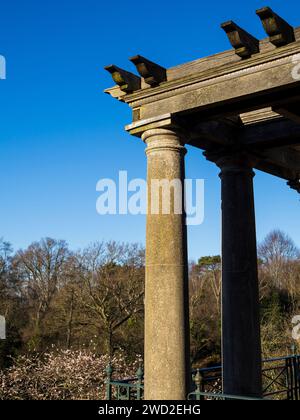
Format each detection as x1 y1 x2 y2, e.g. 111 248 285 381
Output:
214 152 262 398
141 127 190 400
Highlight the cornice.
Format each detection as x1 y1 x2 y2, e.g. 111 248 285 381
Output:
123 41 300 107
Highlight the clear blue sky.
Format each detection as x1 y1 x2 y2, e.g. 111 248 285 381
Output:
0 0 299 260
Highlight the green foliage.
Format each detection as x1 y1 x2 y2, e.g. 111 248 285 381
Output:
198 255 221 270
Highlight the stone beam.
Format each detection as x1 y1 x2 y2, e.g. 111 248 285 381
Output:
127 114 300 174
185 118 241 150
274 104 300 124
180 114 300 150
256 7 295 47
181 116 300 181
288 178 300 193
221 21 259 59
260 147 300 173
104 65 141 93
122 44 300 122
105 28 300 100
255 160 297 182
240 117 300 149
130 55 167 87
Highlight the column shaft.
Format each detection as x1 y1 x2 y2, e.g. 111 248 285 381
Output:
142 128 190 400
219 155 262 398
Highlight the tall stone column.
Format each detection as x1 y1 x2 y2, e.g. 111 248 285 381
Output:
141 128 190 400
212 152 262 398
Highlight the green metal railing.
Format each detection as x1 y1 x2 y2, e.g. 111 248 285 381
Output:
189 355 300 400
105 354 300 400
105 364 144 400
262 355 300 400
187 369 264 400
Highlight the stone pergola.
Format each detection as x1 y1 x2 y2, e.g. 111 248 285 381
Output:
105 7 300 400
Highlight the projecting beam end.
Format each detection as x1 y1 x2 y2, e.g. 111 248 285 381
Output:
104 65 141 93
256 7 295 47
221 21 260 59
129 55 167 87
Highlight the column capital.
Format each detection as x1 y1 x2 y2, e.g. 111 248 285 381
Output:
142 127 187 156
126 113 189 139
204 149 258 177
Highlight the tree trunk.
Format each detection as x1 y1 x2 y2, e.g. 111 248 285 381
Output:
66 290 75 349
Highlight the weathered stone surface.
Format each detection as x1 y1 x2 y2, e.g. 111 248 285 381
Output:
256 6 295 47
221 21 259 58
105 27 300 98
142 127 190 400
206 152 262 398
166 26 300 82
105 24 300 187
128 51 300 120
104 65 141 93
130 55 167 87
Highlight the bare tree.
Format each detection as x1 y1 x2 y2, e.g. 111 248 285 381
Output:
0 239 12 279
258 230 299 288
13 238 70 345
198 256 222 314
189 262 206 320
77 241 145 356
0 239 13 317
49 254 82 349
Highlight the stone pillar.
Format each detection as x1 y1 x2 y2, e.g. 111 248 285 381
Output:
141 128 190 400
215 153 262 398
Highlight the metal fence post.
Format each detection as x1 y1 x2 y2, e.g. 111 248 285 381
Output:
136 365 144 400
193 369 203 400
294 356 300 400
105 363 113 400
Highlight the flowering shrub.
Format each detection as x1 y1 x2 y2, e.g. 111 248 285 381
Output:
0 349 141 400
